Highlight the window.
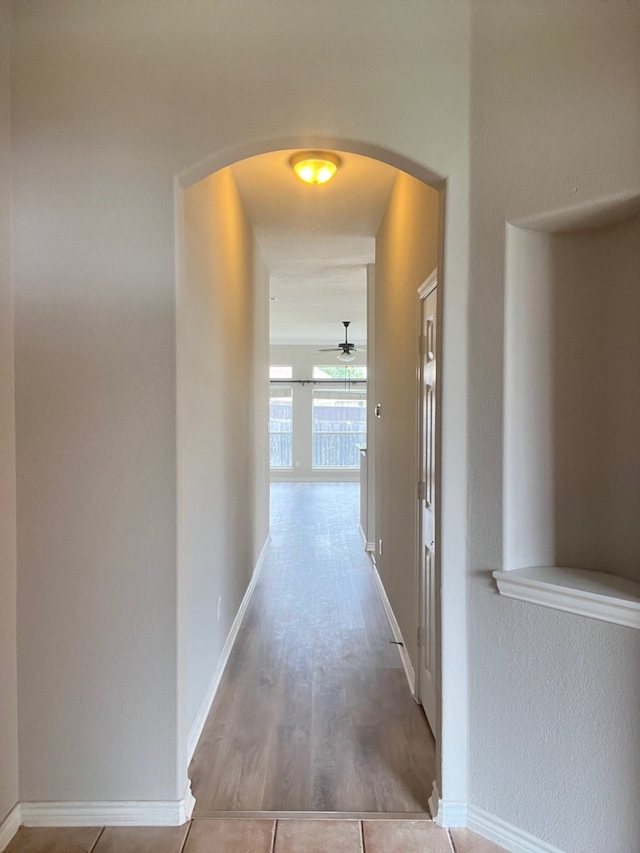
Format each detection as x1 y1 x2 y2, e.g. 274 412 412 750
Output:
312 388 366 468
269 365 293 379
312 365 367 380
269 387 293 468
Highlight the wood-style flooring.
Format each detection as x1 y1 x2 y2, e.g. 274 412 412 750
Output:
189 482 436 814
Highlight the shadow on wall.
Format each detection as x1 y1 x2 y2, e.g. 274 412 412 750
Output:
504 209 640 584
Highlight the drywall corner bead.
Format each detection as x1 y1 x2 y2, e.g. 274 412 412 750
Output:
428 781 467 828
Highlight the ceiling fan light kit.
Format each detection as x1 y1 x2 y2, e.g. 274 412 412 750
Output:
317 320 360 362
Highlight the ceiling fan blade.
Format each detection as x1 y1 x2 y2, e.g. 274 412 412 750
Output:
317 347 340 352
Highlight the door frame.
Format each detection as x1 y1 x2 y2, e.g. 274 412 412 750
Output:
415 269 439 732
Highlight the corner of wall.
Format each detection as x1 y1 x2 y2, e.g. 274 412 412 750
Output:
0 0 20 827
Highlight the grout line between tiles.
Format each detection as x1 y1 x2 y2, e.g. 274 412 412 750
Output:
88 826 106 853
270 819 278 853
178 820 193 853
359 819 366 853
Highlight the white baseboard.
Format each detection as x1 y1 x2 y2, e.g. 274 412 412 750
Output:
467 805 565 853
357 524 375 553
187 535 271 764
21 782 195 828
369 561 416 697
0 804 21 852
428 781 467 828
429 780 561 851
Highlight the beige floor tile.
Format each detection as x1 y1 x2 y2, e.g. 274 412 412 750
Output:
4 827 103 853
184 819 275 852
449 828 508 853
92 825 189 853
363 820 452 853
274 819 362 853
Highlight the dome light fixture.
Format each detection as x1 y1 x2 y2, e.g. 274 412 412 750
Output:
289 150 342 185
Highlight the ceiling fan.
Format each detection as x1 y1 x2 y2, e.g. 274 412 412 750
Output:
318 321 361 362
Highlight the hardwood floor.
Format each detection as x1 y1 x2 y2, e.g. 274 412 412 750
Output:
189 482 436 813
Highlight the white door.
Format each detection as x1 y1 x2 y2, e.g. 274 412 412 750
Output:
417 280 437 733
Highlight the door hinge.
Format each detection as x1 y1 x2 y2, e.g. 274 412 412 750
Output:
417 625 423 646
417 481 426 501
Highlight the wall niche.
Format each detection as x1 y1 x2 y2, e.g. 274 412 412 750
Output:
498 202 640 624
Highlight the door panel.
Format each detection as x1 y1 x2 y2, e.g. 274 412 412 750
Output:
418 284 437 733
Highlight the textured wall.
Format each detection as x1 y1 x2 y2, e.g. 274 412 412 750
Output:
0 0 19 825
10 0 470 804
7 1 640 847
469 3 640 850
180 168 269 732
252 247 270 577
375 172 440 673
505 219 640 581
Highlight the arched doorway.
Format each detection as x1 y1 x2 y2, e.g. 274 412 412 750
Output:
175 139 465 824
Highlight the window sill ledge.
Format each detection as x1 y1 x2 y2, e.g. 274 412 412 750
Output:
492 566 640 629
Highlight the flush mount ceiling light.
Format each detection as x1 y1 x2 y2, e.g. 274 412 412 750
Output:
289 150 342 185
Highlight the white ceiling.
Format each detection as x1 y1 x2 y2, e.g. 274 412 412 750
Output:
231 149 398 346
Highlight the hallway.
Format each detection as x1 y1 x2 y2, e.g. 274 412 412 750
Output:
3 485 504 852
189 482 435 814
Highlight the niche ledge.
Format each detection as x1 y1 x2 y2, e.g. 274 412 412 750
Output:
493 566 640 629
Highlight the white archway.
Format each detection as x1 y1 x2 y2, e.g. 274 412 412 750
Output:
175 137 468 825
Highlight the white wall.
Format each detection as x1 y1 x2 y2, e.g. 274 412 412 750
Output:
365 265 376 547
7 2 640 848
504 217 640 580
9 0 470 808
469 4 640 850
179 168 269 733
269 344 367 483
374 171 440 675
253 261 271 574
0 0 19 826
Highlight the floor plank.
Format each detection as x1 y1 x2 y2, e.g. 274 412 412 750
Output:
190 482 435 813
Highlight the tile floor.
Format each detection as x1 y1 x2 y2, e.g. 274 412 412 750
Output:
5 819 508 852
